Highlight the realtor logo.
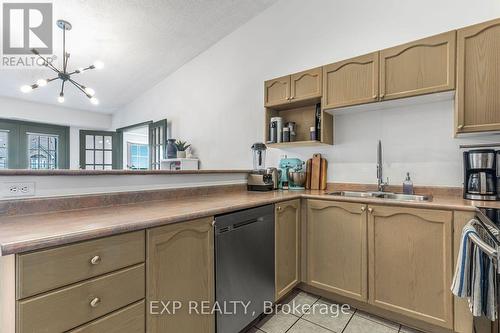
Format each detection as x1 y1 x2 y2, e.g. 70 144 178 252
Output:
2 2 53 55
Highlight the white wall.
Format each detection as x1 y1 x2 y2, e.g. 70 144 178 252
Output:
112 0 500 187
0 96 112 168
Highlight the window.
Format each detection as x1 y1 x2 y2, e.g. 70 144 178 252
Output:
28 133 58 170
0 131 8 169
127 143 149 170
79 131 118 170
0 119 69 169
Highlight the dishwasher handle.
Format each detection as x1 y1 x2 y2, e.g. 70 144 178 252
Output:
215 217 264 234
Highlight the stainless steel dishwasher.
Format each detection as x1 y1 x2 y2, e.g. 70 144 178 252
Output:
214 204 275 333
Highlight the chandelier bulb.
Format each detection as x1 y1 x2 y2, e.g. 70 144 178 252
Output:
84 87 95 96
89 97 99 105
20 85 32 93
36 79 48 87
93 61 104 70
58 93 65 103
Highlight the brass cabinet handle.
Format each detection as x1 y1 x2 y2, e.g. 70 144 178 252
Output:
361 206 366 212
372 95 378 99
368 208 374 214
277 206 282 212
90 255 101 265
380 93 385 99
458 125 464 130
90 297 101 308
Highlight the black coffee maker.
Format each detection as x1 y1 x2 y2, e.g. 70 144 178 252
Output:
463 149 498 200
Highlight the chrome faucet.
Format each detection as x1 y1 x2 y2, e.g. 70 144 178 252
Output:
377 140 388 192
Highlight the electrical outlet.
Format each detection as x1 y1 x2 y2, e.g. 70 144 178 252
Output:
3 182 36 197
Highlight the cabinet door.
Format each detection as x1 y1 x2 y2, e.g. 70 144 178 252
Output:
290 67 322 102
367 206 453 329
147 218 214 333
307 200 368 301
264 75 291 107
323 52 379 109
456 18 500 134
275 200 300 301
380 31 456 101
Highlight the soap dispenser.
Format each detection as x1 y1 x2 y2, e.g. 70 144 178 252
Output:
403 172 414 195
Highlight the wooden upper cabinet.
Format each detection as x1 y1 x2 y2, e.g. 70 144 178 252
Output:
275 200 301 301
368 205 453 329
307 200 368 302
456 18 500 134
147 217 214 333
323 52 379 109
264 75 291 107
290 67 322 102
380 31 456 101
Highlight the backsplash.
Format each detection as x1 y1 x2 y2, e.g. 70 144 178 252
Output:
269 98 500 187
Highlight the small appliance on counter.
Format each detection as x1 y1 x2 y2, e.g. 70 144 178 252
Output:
247 143 275 191
463 149 498 200
278 157 306 190
269 117 283 143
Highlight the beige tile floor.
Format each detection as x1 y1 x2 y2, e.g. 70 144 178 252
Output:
246 290 426 333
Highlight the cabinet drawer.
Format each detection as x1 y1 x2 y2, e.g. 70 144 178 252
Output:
17 264 145 333
68 300 145 333
17 231 145 299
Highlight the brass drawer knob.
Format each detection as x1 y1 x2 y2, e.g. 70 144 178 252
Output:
361 206 366 212
368 208 374 214
90 255 101 265
277 206 282 212
90 297 101 308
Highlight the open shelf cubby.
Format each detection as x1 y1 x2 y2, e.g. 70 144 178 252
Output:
264 102 333 148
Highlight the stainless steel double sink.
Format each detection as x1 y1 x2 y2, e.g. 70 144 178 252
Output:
328 191 432 202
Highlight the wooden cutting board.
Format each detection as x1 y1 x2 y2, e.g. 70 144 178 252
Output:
310 154 322 190
305 159 312 190
320 158 328 190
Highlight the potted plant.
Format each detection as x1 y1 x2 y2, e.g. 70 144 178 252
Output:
175 140 191 158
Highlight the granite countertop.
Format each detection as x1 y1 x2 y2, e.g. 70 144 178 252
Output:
0 189 498 256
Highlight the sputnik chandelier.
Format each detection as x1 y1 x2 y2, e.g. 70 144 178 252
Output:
20 19 103 105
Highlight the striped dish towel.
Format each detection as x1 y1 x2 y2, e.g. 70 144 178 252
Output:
451 220 497 321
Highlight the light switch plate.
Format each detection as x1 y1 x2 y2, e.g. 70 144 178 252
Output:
3 182 36 197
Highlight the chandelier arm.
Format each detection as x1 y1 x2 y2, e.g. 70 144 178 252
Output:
67 65 95 76
34 54 60 74
60 80 65 95
30 48 60 73
68 79 90 97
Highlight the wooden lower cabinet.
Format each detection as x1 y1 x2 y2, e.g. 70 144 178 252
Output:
307 200 368 301
367 205 453 329
69 301 145 333
275 200 301 301
147 217 215 333
17 264 145 333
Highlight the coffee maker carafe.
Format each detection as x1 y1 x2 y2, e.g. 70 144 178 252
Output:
463 149 497 200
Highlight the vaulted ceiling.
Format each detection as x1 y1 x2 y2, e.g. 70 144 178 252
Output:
0 0 278 113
